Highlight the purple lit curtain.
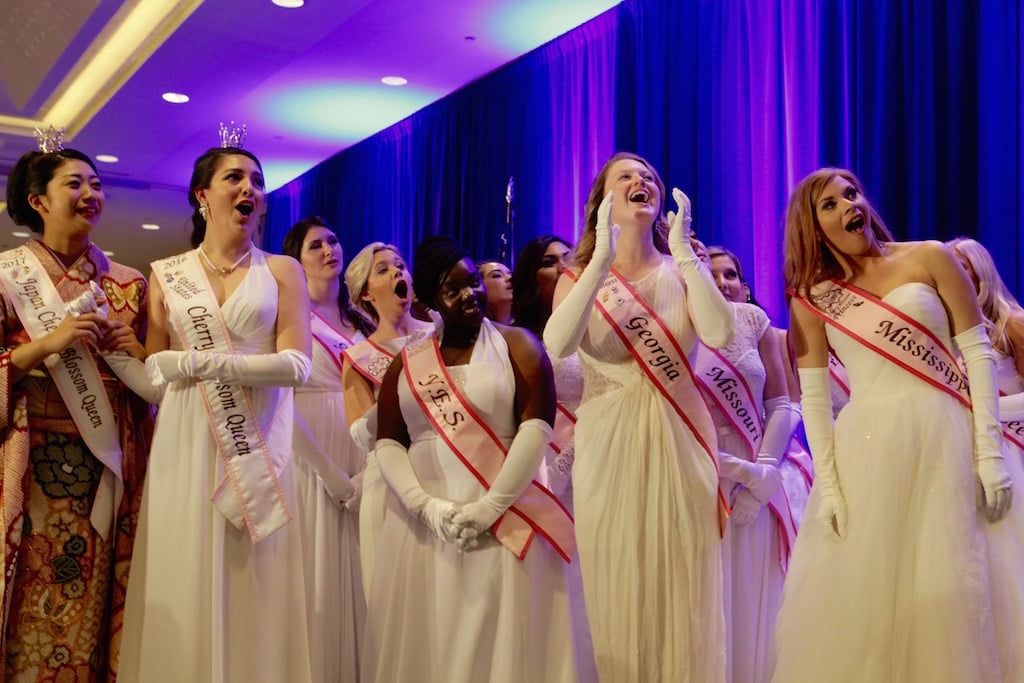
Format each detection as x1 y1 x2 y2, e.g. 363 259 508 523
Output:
267 0 1022 325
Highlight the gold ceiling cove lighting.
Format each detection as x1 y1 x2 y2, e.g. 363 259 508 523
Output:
4 0 204 141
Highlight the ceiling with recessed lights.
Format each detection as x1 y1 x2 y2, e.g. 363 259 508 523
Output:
0 0 620 271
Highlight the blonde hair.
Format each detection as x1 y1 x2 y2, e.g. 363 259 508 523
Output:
344 241 401 325
783 167 893 299
574 152 670 270
947 237 1023 357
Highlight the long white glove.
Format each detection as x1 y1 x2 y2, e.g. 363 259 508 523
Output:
799 367 847 538
294 412 356 506
102 353 164 405
665 188 734 348
729 489 762 526
954 324 1013 522
146 348 312 388
350 403 378 451
376 437 458 542
720 395 794 504
543 192 618 358
451 418 553 550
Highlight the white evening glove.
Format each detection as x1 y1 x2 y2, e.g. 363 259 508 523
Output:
729 489 762 526
102 353 164 405
665 188 734 348
954 324 1013 522
451 418 553 550
145 348 312 388
65 281 108 319
376 438 458 542
350 403 378 451
294 412 355 506
799 367 847 538
344 470 364 512
543 192 618 358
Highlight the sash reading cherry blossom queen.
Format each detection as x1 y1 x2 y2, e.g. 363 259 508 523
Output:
152 251 290 542
402 334 576 562
0 245 122 539
575 268 730 528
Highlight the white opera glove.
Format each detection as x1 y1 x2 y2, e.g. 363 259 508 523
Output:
65 281 108 320
543 192 618 358
799 367 847 538
350 403 378 451
294 413 356 506
954 324 1013 522
376 438 459 542
145 348 312 388
344 470 364 512
451 418 553 550
729 489 762 527
665 188 734 348
736 395 798 502
999 392 1024 422
102 352 164 405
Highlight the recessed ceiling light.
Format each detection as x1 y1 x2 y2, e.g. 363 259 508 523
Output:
162 92 190 104
381 76 408 86
12 231 30 238
272 0 304 7
141 223 160 231
95 154 119 163
103 250 115 256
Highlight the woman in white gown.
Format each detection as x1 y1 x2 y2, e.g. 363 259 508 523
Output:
340 242 432 595
120 145 314 682
362 236 576 683
703 246 802 683
282 216 376 682
545 153 735 682
774 168 1024 682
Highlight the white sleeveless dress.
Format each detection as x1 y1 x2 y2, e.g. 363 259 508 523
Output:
120 249 312 682
772 283 1024 682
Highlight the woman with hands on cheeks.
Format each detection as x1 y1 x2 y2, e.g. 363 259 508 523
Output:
120 144 314 683
361 235 576 683
771 168 1024 683
544 152 735 682
0 144 153 681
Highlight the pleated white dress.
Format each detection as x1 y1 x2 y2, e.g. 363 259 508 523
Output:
294 319 366 683
120 250 312 683
772 283 1024 682
573 258 725 682
361 320 576 683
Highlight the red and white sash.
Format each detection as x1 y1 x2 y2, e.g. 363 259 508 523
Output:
574 268 729 530
153 250 290 543
797 280 1018 450
828 352 851 401
0 245 122 540
694 343 800 569
311 312 355 377
342 338 397 388
548 404 577 460
402 334 575 562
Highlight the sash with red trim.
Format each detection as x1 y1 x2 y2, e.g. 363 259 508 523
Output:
796 280 1019 445
548 404 577 460
311 312 356 377
570 268 730 531
694 343 800 570
342 338 397 388
402 333 575 562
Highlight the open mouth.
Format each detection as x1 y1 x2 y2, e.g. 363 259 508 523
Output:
236 202 254 217
629 190 650 203
845 215 865 233
394 280 409 300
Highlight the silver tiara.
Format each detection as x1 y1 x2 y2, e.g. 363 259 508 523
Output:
219 121 247 148
34 125 65 153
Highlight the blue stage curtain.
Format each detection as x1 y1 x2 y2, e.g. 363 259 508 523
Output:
267 0 1022 324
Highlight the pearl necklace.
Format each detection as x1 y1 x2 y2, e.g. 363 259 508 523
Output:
197 244 252 275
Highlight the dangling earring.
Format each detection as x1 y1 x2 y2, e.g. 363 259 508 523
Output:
198 204 209 221
746 292 752 303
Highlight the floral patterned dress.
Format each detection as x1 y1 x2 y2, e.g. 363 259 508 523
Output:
0 240 152 682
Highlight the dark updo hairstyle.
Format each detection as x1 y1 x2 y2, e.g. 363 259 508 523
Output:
707 245 761 308
281 216 376 337
6 149 99 233
511 235 573 336
412 234 471 306
188 146 263 247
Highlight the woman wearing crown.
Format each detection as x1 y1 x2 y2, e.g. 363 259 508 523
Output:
118 131 315 682
0 132 153 681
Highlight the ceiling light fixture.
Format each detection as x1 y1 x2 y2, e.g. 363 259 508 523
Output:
95 154 119 163
162 92 190 104
12 231 31 238
381 76 408 87
141 223 160 231
103 251 115 257
272 0 304 7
